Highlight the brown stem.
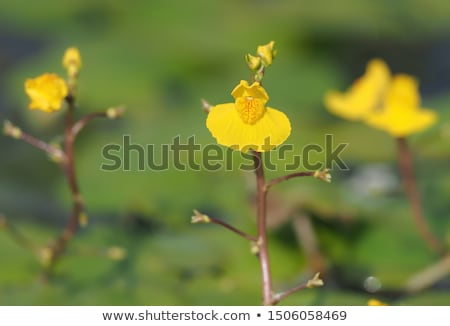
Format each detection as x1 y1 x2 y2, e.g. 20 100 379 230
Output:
253 151 273 305
71 112 108 138
266 171 314 191
46 97 84 270
396 137 444 255
208 217 257 242
272 282 308 305
12 129 66 162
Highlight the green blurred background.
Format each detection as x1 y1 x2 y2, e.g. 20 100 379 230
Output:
1 0 450 305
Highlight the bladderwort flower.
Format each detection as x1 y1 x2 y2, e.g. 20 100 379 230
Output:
206 80 291 152
25 73 68 113
325 58 437 137
324 59 390 121
365 74 437 137
326 59 443 254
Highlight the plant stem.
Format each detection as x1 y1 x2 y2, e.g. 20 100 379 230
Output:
253 151 273 305
71 111 108 138
266 171 314 190
396 137 444 255
272 282 308 305
47 96 84 270
10 128 65 162
207 217 257 242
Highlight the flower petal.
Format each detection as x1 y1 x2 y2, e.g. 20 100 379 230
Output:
366 108 437 137
206 103 291 152
325 59 390 121
231 80 269 103
384 74 420 110
25 73 68 113
257 41 276 66
365 73 437 137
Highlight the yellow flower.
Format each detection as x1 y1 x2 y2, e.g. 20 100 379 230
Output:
368 299 388 306
206 80 291 152
365 75 437 137
325 59 390 121
257 41 276 66
62 47 82 76
25 73 68 113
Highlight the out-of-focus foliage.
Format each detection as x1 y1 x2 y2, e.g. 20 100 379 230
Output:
1 0 450 305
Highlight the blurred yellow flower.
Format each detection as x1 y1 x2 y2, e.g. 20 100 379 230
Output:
325 59 390 120
62 47 82 76
206 80 291 152
25 73 68 113
257 41 276 66
365 75 437 137
368 299 388 306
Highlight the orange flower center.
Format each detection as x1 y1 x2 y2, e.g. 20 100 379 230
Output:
235 96 265 124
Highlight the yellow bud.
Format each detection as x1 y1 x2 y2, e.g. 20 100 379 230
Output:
63 47 82 76
106 246 127 261
46 142 66 164
245 53 262 71
257 41 276 66
49 150 66 164
314 169 332 183
191 210 210 224
3 121 22 139
250 241 259 255
306 272 324 288
106 106 125 119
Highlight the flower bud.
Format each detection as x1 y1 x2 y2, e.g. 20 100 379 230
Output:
257 41 276 66
191 210 210 224
314 169 332 183
106 106 125 119
63 47 82 77
306 272 324 288
3 121 22 139
245 53 262 71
